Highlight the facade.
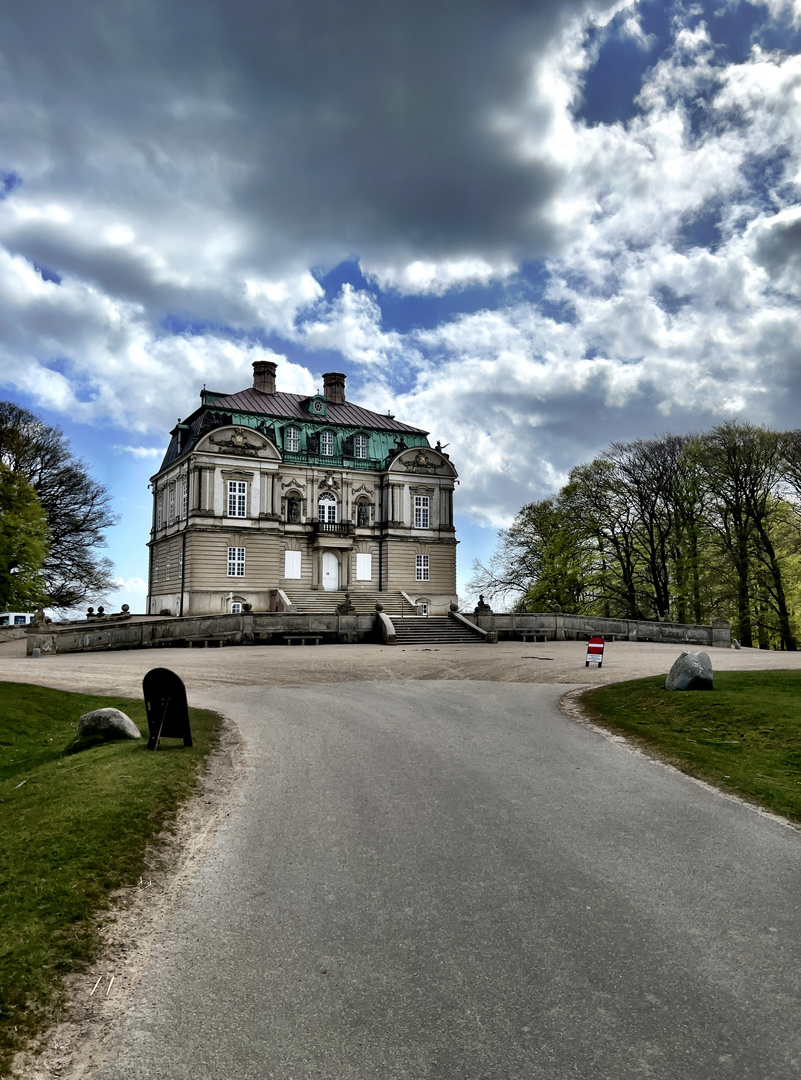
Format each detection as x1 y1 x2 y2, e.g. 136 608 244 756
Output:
147 363 458 617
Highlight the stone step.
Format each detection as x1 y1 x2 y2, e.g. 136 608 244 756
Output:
284 589 411 616
391 617 484 645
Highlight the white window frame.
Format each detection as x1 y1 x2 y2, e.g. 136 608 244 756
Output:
415 554 430 581
156 495 163 530
318 492 337 524
178 551 183 577
230 601 242 614
169 486 175 523
356 552 372 581
227 546 246 577
354 433 367 459
284 549 302 579
153 558 159 582
285 427 299 452
414 495 430 529
227 480 247 518
165 554 171 581
320 430 334 456
181 481 188 519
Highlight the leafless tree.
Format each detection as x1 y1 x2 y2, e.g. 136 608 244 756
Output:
0 402 117 609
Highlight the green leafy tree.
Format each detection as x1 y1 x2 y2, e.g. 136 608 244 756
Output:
562 459 644 619
0 463 50 609
0 402 116 610
695 422 796 651
476 422 801 647
468 496 595 612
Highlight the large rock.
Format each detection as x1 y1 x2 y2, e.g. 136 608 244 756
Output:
77 707 141 739
665 651 714 691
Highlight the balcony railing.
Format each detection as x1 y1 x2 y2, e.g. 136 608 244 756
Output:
311 521 356 537
283 451 385 471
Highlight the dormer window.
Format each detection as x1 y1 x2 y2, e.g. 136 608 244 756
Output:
354 433 367 459
320 431 334 456
307 395 327 417
285 426 300 453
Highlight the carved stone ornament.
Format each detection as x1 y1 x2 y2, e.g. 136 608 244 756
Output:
209 427 263 456
318 471 340 490
352 483 374 496
221 468 255 482
402 450 440 472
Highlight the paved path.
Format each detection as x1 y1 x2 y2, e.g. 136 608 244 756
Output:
4 642 801 1078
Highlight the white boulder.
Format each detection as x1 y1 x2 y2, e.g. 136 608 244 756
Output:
665 651 714 691
77 707 141 739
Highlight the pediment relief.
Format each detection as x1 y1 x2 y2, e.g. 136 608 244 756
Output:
389 447 457 478
197 425 280 460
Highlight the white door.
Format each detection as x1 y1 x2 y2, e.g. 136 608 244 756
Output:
322 552 339 591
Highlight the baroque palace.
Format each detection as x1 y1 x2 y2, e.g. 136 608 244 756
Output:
147 362 458 617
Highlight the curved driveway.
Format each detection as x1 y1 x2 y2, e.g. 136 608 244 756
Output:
4 641 801 1078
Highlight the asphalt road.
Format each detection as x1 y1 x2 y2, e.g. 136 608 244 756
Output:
66 673 800 1080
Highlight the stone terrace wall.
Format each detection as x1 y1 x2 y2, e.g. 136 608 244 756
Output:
27 611 378 655
26 610 731 655
467 612 730 648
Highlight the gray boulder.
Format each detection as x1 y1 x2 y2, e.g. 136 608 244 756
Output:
77 707 141 740
665 651 714 691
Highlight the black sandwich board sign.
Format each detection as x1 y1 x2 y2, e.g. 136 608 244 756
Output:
143 667 193 751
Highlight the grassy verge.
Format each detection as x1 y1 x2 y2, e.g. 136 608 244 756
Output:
580 670 801 824
0 682 223 1076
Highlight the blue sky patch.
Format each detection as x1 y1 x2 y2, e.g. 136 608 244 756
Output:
34 263 62 284
677 205 723 252
1 171 22 198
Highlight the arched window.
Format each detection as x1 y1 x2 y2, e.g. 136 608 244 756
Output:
318 491 337 524
285 427 300 452
320 431 335 456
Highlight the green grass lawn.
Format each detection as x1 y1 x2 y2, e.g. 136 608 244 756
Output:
0 682 223 1076
580 670 801 824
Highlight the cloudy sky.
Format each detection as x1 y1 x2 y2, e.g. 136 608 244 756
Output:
2 0 801 610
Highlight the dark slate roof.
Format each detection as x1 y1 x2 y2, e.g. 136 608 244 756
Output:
156 387 428 473
204 388 428 435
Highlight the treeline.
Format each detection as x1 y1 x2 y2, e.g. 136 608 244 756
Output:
470 421 801 650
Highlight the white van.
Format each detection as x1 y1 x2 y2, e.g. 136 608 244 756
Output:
0 612 36 626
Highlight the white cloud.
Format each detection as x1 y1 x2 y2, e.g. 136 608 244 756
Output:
112 445 163 458
365 256 516 296
0 0 800 544
113 576 147 594
299 285 420 373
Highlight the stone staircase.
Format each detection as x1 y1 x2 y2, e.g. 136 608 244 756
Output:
391 616 485 645
284 588 412 617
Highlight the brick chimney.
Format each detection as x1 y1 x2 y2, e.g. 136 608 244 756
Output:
252 360 277 394
323 372 346 404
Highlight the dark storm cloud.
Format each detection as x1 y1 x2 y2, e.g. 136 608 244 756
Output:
753 213 801 282
0 0 606 271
